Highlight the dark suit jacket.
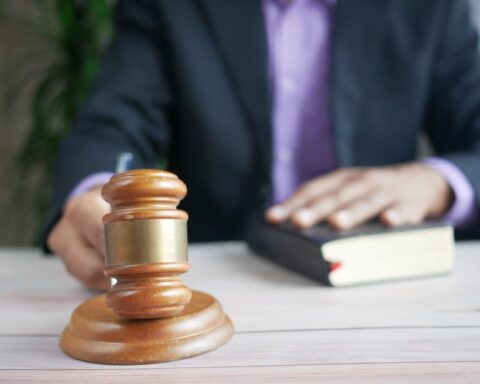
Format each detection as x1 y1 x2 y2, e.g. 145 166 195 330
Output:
48 0 480 243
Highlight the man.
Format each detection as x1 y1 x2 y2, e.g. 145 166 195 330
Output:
47 0 480 290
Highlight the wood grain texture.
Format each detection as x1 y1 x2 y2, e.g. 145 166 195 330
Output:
60 292 233 364
59 170 234 364
1 327 479 370
1 242 480 382
101 169 188 223
2 363 480 384
102 169 191 320
103 261 192 319
1 243 480 335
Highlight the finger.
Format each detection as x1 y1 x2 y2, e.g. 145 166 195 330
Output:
265 169 354 222
64 245 110 291
78 192 108 258
290 178 376 228
328 192 394 230
380 204 428 228
52 219 109 291
65 191 109 259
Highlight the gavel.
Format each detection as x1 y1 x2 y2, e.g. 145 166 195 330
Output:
102 169 191 319
60 169 233 365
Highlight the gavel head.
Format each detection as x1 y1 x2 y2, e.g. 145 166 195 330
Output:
101 169 192 320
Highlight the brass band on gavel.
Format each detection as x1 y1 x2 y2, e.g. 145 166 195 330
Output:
105 219 188 266
100 169 192 320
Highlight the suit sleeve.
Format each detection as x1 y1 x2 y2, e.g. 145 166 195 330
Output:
44 0 172 246
423 0 480 234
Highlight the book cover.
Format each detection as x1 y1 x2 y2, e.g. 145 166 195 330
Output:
246 217 454 287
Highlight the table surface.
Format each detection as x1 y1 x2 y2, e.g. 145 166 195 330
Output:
0 242 479 383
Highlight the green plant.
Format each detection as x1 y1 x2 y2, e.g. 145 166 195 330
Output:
0 0 113 244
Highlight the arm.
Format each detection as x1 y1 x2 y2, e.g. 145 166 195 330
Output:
423 0 480 232
50 0 171 221
46 0 172 288
266 0 480 236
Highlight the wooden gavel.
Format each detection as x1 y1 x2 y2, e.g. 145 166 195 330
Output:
60 169 233 365
101 169 191 319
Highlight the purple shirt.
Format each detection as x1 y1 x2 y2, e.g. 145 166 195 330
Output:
69 0 477 227
262 0 476 226
264 0 336 204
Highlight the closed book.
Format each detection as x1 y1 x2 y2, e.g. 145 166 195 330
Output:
246 218 454 287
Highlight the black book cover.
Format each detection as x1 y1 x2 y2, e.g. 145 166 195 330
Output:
245 216 451 286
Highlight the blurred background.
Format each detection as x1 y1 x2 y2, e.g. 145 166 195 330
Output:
0 0 480 246
0 0 112 245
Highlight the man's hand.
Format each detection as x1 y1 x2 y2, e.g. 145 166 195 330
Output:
47 187 110 291
265 163 453 230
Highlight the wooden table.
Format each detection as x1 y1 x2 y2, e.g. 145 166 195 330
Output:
1 242 479 383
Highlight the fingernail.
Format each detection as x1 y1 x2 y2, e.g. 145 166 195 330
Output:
334 210 351 227
385 209 401 226
294 209 314 226
267 205 288 220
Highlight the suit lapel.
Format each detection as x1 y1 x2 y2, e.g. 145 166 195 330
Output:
332 0 390 166
198 0 272 172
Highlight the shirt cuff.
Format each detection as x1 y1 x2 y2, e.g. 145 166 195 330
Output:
67 172 114 202
421 157 478 227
